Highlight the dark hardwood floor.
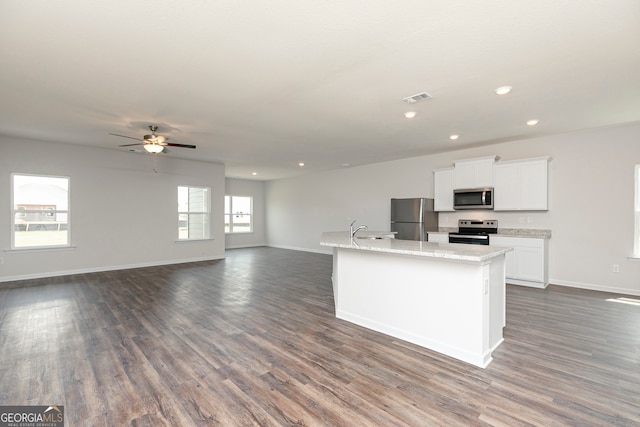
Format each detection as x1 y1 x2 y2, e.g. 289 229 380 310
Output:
1 247 639 426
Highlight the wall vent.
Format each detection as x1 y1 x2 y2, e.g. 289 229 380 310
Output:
402 92 432 104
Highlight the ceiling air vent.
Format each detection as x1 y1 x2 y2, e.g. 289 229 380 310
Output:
402 92 432 104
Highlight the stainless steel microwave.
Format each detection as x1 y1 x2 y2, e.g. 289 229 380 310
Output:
453 187 494 210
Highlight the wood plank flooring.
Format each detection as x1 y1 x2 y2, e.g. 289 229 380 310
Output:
1 247 639 426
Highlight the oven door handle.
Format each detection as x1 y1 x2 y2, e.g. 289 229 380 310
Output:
452 234 489 240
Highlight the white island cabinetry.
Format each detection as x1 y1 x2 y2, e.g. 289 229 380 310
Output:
321 231 511 368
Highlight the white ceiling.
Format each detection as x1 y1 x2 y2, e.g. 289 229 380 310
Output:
1 1 639 180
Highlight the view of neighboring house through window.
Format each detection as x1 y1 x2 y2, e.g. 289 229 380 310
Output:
178 186 210 240
225 195 252 233
11 173 70 249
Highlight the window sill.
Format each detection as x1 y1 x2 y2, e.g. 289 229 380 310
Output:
628 255 640 261
4 245 77 253
225 231 254 235
174 238 215 243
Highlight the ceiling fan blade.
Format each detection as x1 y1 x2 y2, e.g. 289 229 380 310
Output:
109 133 143 141
118 143 144 147
166 143 197 149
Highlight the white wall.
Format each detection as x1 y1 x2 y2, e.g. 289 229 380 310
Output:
0 136 226 282
266 123 640 296
225 178 266 248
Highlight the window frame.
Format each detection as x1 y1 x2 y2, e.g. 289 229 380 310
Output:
634 165 640 258
11 173 71 250
225 195 253 234
177 185 211 241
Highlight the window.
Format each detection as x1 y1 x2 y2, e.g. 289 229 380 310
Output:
634 165 640 257
225 195 252 233
178 186 210 240
11 173 70 249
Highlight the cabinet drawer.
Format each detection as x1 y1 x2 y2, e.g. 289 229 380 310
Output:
428 233 449 243
491 236 543 248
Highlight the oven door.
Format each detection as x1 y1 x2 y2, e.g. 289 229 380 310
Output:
448 233 490 245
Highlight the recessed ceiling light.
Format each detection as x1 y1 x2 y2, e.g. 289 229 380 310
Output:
404 111 416 119
298 162 305 167
252 172 257 176
449 134 459 141
526 119 539 126
494 86 512 95
342 163 351 167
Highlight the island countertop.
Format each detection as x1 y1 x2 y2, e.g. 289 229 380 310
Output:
321 231 512 262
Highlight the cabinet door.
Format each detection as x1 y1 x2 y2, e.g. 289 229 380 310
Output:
490 236 545 283
494 163 519 211
514 246 545 282
519 161 548 210
454 157 495 188
491 236 515 278
454 162 476 189
434 168 454 211
503 249 515 278
474 158 495 187
493 158 549 211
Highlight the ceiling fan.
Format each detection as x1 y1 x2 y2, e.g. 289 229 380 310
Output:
109 125 196 153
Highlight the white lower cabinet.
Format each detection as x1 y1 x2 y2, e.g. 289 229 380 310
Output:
491 236 548 288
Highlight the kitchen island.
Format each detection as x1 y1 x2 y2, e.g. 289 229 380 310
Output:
320 231 512 368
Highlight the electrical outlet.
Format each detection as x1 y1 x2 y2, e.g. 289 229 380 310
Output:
612 264 620 273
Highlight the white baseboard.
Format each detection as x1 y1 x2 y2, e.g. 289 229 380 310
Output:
225 243 266 249
0 256 225 284
550 278 640 297
267 244 332 255
336 309 494 368
506 279 547 289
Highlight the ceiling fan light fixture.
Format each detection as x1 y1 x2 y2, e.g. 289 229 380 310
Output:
144 143 164 154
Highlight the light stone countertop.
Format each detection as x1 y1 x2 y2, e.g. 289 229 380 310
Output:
434 228 551 239
320 231 511 262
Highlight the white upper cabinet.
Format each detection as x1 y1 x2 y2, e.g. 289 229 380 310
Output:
433 168 455 211
453 156 497 189
494 157 550 211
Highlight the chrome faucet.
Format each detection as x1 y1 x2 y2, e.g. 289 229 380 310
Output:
350 220 368 238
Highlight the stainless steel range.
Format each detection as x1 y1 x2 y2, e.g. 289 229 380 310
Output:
448 219 497 245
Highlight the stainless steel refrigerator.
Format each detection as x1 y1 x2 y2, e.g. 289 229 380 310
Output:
390 198 439 241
